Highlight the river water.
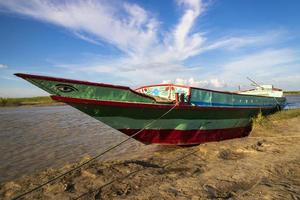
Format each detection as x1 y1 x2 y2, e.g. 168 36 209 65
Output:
0 106 149 183
0 95 299 183
285 95 300 109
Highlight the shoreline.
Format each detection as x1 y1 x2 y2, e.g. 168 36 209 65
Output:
0 102 65 108
284 91 300 95
1 109 300 199
0 96 64 107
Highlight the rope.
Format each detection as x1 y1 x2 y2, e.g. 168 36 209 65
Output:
272 96 282 111
12 104 177 200
74 149 200 199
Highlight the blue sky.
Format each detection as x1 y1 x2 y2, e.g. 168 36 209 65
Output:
0 0 300 97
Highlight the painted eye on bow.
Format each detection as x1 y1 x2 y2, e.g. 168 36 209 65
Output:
55 84 78 93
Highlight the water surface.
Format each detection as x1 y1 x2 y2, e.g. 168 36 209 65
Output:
0 106 146 183
285 95 300 109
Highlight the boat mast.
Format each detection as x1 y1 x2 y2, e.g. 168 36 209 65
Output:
246 77 263 89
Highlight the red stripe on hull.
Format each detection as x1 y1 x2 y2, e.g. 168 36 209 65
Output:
119 126 252 145
51 95 273 111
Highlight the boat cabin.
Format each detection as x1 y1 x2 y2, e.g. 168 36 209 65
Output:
238 85 283 97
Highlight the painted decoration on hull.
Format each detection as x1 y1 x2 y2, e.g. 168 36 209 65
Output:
136 84 190 102
14 73 156 104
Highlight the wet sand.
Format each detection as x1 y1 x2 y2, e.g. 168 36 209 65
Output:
1 111 300 199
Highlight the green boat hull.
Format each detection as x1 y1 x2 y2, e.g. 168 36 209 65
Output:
15 73 286 145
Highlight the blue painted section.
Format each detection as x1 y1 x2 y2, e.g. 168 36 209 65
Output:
191 101 278 108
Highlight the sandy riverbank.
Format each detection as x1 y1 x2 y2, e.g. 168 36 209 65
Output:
1 109 300 200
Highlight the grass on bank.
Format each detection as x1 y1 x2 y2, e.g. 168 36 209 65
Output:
268 108 300 120
251 108 300 138
252 108 300 129
0 96 57 107
284 91 300 95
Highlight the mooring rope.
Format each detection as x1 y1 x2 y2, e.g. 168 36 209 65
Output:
74 148 200 200
12 104 178 200
272 96 282 111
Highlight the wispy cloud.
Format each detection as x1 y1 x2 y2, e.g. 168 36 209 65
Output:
203 31 283 51
0 0 297 90
0 1 277 60
211 48 300 89
161 48 300 89
162 77 227 88
222 49 299 78
0 86 48 97
0 0 159 56
0 64 8 69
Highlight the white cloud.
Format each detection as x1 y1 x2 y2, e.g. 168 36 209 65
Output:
171 0 204 58
204 31 282 51
222 49 299 78
223 49 297 71
0 0 277 63
0 87 48 97
161 49 300 90
0 0 159 56
208 49 300 90
162 77 226 88
0 0 298 91
209 78 227 88
0 64 8 69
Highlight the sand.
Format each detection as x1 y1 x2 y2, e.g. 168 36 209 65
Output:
1 112 300 200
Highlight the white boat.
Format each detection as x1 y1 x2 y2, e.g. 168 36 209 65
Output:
239 85 283 98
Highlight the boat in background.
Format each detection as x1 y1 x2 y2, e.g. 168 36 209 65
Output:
238 77 284 97
238 85 283 97
15 73 286 145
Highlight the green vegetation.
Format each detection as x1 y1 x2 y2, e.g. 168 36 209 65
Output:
252 111 264 125
284 91 300 95
0 96 60 107
253 108 300 127
251 108 300 138
268 108 300 120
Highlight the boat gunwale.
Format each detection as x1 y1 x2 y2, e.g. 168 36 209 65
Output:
15 73 285 100
51 95 275 111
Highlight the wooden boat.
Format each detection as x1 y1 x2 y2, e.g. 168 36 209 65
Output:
15 73 286 145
